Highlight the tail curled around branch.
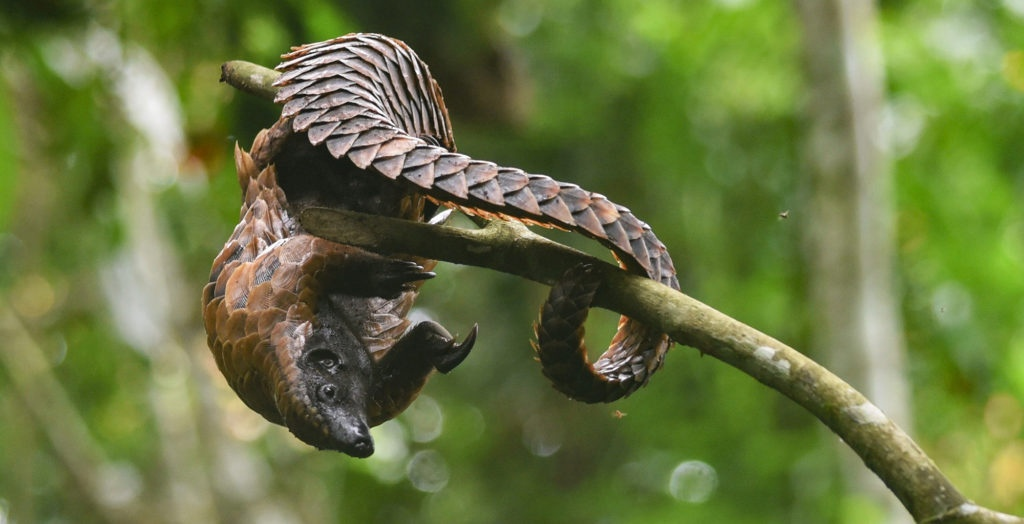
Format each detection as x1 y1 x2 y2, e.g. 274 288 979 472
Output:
272 33 680 402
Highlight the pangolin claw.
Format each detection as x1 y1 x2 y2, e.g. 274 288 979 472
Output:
368 259 435 299
434 323 478 374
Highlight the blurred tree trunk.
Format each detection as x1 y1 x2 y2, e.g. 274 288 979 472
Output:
794 1 912 522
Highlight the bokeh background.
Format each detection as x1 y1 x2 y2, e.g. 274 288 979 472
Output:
2 1 1023 522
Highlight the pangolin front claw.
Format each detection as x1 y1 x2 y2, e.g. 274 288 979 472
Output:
366 259 435 299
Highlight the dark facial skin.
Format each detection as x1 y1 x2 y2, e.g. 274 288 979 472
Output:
285 320 376 457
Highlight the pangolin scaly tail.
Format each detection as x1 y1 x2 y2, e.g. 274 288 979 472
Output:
272 33 680 402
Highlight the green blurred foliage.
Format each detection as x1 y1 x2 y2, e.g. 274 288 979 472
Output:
0 0 1022 522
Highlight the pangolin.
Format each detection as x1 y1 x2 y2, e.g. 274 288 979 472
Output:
203 33 679 457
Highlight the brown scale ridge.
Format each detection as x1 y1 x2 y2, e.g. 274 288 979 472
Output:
270 33 680 402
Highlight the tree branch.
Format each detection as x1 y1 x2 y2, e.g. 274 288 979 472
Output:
223 61 1022 524
300 208 1017 524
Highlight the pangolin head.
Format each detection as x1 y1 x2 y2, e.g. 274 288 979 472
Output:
272 320 376 458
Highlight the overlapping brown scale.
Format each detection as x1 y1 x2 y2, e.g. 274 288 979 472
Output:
281 95 317 120
348 143 383 171
374 135 420 160
371 155 407 180
537 196 574 227
275 57 320 80
570 207 606 240
492 169 528 192
628 236 652 273
344 53 382 82
223 300 251 344
307 121 341 147
325 134 359 160
277 49 340 72
325 82 379 110
431 154 470 178
264 259 298 295
501 187 541 217
378 44 434 132
461 162 498 186
381 59 414 123
351 126 398 149
333 116 379 141
318 103 369 124
214 338 234 383
271 33 680 402
402 163 435 189
352 49 414 131
274 79 316 102
434 172 469 200
306 90 361 110
203 294 222 340
401 145 444 169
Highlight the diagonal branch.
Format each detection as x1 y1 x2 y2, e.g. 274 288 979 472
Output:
299 207 1012 524
223 61 1022 524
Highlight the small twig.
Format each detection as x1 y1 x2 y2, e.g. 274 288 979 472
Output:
223 61 1022 524
220 60 280 102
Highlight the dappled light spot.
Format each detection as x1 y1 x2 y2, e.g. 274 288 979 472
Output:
215 443 271 500
462 406 487 443
931 281 973 327
10 273 60 320
403 394 444 443
97 462 142 509
223 398 270 443
406 450 450 493
522 413 564 457
619 451 676 495
879 97 927 158
985 393 1024 440
1003 51 1024 91
496 0 544 37
152 344 191 389
668 460 718 504
1007 0 1024 17
989 440 1024 506
367 421 410 484
713 0 756 9
926 11 999 65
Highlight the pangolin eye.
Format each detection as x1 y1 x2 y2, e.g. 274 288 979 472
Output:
318 384 339 402
308 349 342 372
